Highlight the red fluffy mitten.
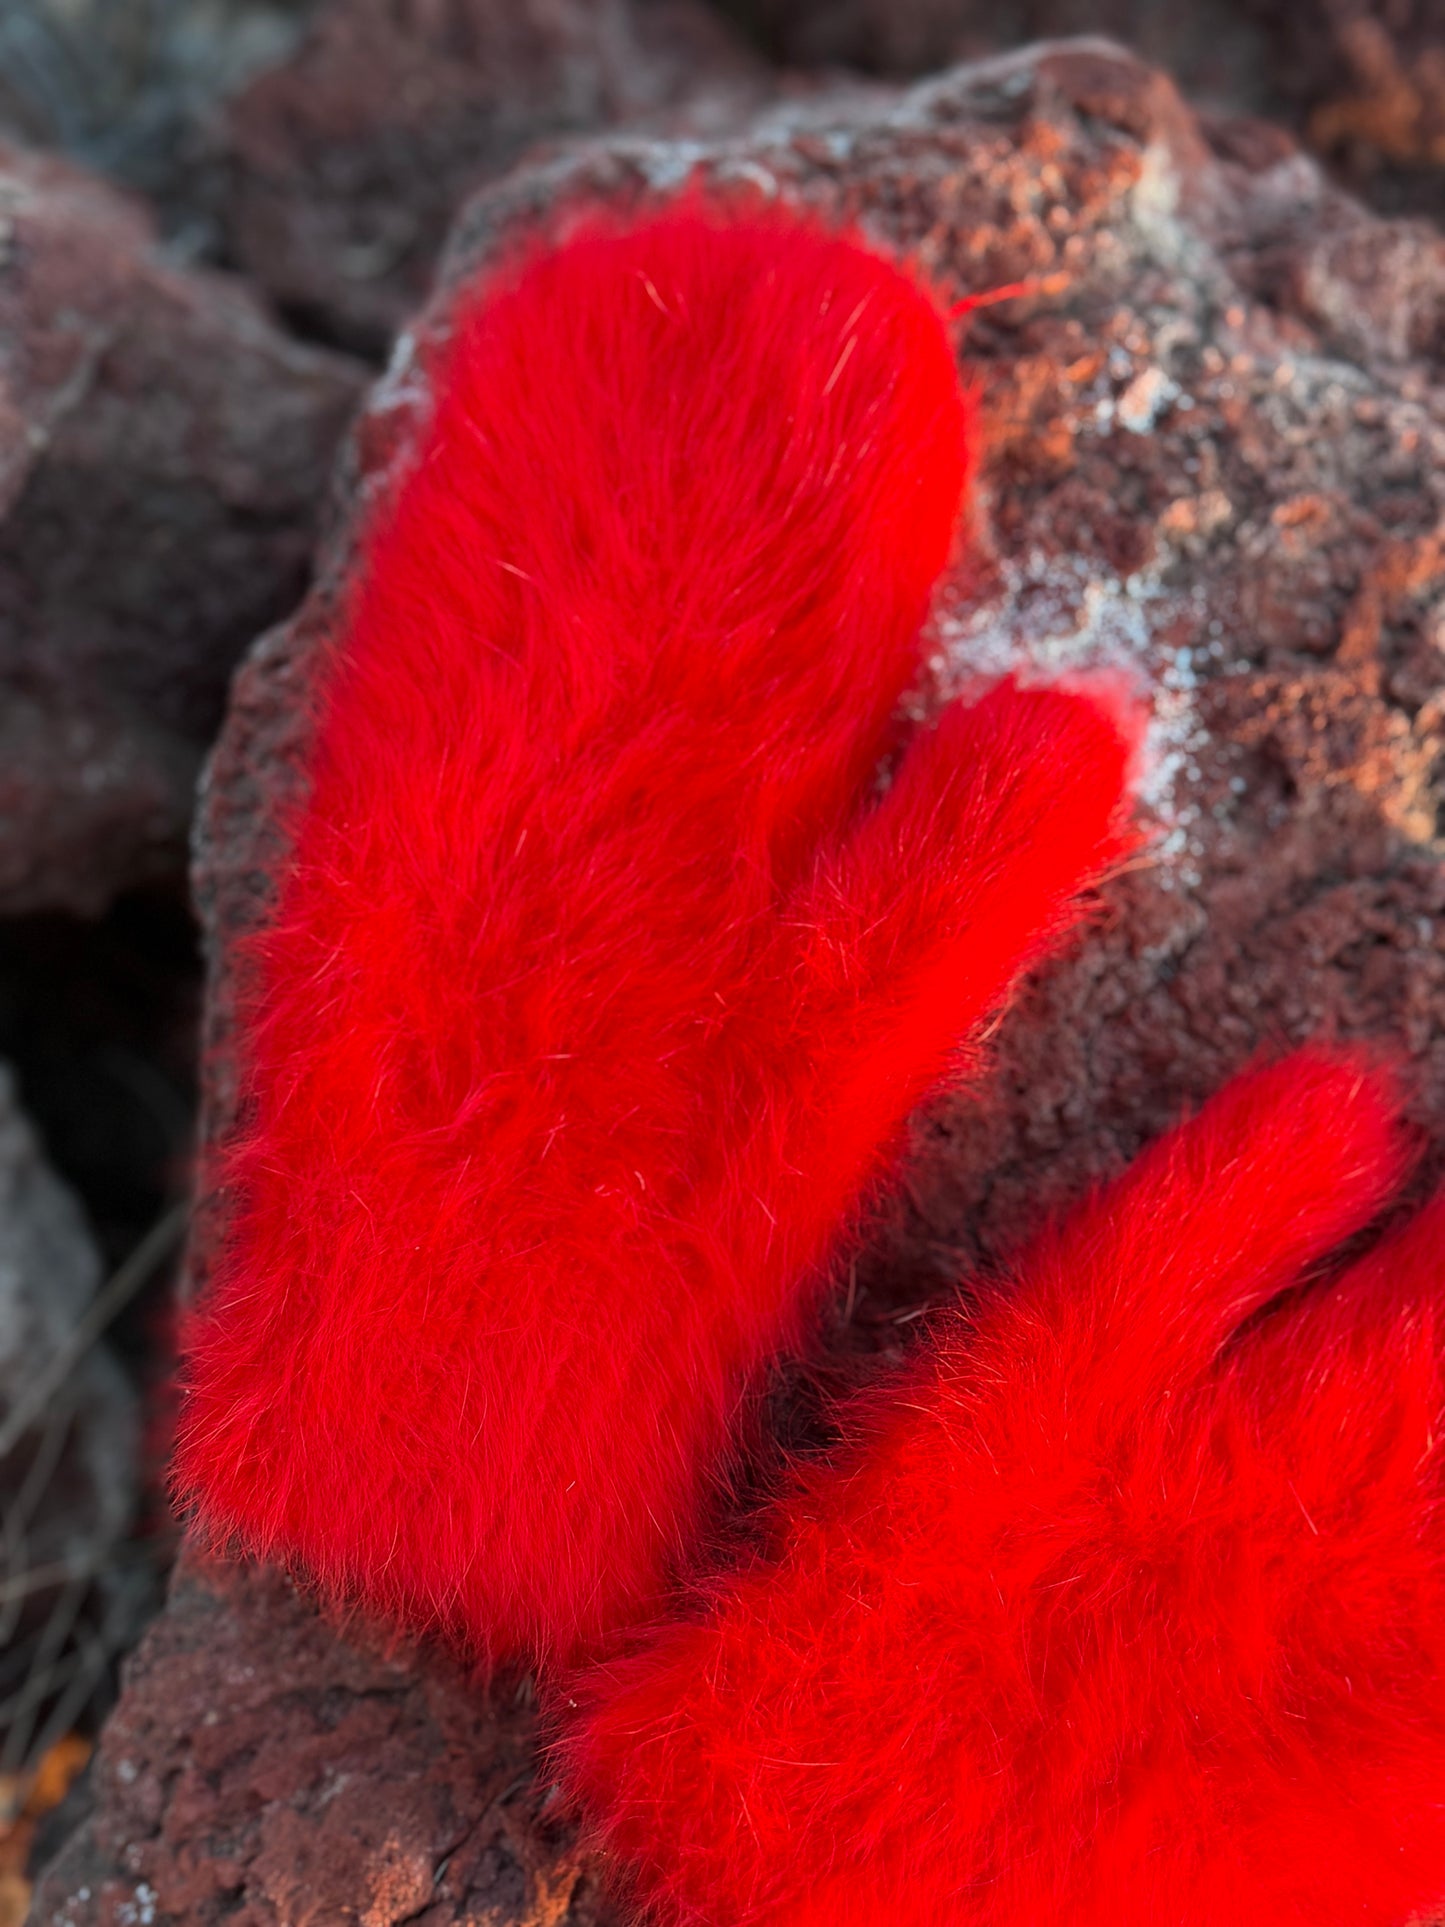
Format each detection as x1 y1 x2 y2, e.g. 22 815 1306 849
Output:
567 1049 1445 1925
174 199 1137 1666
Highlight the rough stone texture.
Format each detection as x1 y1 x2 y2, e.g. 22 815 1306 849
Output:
0 1060 137 1666
28 1550 613 1927
0 137 365 916
33 35 1445 1922
220 0 772 355
1241 0 1445 223
728 0 1445 226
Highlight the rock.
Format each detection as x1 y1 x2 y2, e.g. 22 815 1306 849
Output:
35 35 1445 1922
0 1 315 232
0 137 365 916
27 1549 615 1927
0 1061 139 1726
220 0 772 355
1254 0 1445 223
737 0 1270 96
731 0 1445 228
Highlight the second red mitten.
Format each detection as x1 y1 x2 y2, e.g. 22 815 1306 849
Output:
568 1049 1445 1924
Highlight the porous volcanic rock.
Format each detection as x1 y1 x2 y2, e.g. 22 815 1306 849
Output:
730 0 1445 227
1287 0 1445 222
220 0 772 355
32 36 1445 1924
0 137 364 917
28 1549 614 1927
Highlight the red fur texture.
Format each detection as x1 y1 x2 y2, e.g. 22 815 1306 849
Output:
566 1050 1445 1925
174 199 1136 1666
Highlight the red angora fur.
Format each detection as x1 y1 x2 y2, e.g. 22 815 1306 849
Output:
566 1049 1445 1925
173 199 1136 1666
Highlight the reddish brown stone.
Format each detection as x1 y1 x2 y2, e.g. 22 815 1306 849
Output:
33 37 1445 1924
734 0 1445 226
28 1549 617 1927
0 138 365 916
221 0 771 355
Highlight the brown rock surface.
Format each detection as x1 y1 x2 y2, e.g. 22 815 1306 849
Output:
1245 0 1445 223
0 138 364 916
28 1549 613 1927
221 0 771 355
731 0 1445 227
32 36 1445 1924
